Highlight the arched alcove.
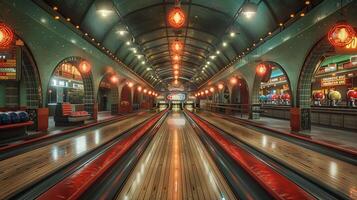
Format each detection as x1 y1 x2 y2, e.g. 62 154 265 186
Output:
119 84 132 113
97 74 119 115
133 87 140 110
46 57 95 117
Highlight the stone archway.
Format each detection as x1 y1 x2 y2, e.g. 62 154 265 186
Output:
47 56 95 116
296 37 334 130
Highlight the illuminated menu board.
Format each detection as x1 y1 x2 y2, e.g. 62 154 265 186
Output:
0 59 17 80
321 75 346 87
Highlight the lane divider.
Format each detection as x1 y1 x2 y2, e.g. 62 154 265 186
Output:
186 111 315 200
37 110 167 200
209 112 357 156
0 111 147 153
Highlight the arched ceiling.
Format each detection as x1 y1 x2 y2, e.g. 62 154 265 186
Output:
42 0 322 91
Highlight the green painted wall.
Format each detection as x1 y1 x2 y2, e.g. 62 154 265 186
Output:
200 0 357 106
0 0 153 107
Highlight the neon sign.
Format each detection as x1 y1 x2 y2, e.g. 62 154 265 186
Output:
346 36 357 49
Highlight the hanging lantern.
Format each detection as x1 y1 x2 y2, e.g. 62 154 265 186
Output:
127 82 134 88
256 63 268 76
78 60 91 74
143 89 148 93
173 64 180 70
230 77 238 85
171 39 183 52
209 87 215 92
172 54 180 61
167 7 186 29
328 21 355 47
174 70 179 75
218 83 224 90
0 23 14 48
137 86 142 92
110 75 119 84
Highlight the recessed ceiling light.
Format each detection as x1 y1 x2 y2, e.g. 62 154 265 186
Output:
230 32 236 37
216 50 220 54
222 42 227 47
126 41 131 45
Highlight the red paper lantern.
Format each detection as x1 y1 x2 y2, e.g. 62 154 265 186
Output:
110 75 119 84
0 23 14 48
171 39 183 52
218 83 224 90
78 60 91 74
256 63 268 76
328 22 355 47
230 77 238 85
167 7 186 29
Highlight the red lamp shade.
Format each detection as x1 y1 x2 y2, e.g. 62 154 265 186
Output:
78 60 91 74
167 7 186 29
0 23 14 48
256 63 268 76
328 22 355 47
171 40 183 52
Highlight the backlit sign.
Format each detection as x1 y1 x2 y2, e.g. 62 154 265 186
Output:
167 93 186 101
321 75 346 87
0 59 17 80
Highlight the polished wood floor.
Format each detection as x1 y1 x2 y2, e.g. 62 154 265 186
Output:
198 111 357 199
117 111 236 200
0 113 155 199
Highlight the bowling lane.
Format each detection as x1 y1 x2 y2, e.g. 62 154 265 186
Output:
197 111 357 198
117 111 236 200
0 112 155 199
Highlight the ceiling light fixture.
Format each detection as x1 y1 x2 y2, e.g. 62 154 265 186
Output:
242 2 258 19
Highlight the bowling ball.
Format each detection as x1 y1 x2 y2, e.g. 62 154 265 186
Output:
328 91 341 101
0 112 11 124
284 93 291 100
267 94 273 100
313 92 324 100
8 112 20 123
16 111 29 122
259 95 267 101
347 90 357 99
272 94 279 100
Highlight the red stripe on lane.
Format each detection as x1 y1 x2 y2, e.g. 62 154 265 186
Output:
186 111 315 200
37 111 166 200
0 112 146 153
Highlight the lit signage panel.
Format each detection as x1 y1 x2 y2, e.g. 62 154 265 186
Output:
321 75 346 87
0 59 17 80
167 93 186 101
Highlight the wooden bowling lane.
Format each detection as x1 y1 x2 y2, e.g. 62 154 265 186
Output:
117 111 236 200
0 112 155 200
197 111 357 199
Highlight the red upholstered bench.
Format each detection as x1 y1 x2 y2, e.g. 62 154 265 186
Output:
54 103 90 126
0 121 34 140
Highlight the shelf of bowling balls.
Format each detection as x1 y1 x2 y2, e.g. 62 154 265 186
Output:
0 111 33 140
